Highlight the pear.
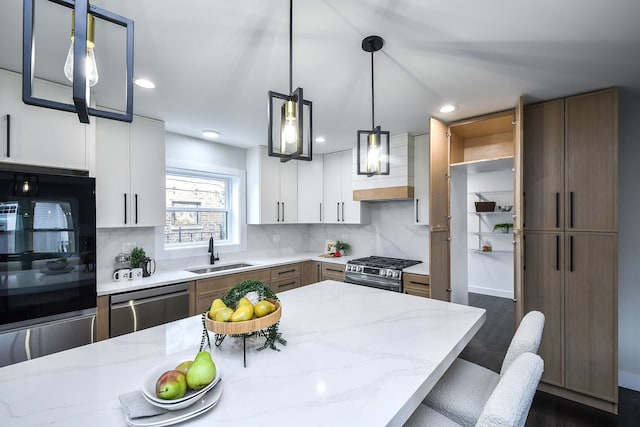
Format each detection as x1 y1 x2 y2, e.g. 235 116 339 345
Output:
230 305 253 322
175 360 193 375
186 351 216 390
214 307 234 322
208 299 227 319
156 369 187 400
237 297 253 308
255 300 276 317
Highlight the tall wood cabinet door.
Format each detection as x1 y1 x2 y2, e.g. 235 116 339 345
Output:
564 233 617 402
523 99 564 231
429 229 451 301
513 97 524 321
565 89 618 232
429 118 450 230
523 232 564 387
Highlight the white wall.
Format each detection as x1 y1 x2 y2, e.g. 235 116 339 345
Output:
617 90 640 391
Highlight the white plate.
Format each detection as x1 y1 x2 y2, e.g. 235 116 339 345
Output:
141 356 221 406
125 381 222 427
142 370 221 411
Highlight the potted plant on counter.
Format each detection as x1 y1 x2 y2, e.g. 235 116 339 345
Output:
130 246 146 269
334 241 351 257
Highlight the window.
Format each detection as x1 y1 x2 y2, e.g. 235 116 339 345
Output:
165 171 237 246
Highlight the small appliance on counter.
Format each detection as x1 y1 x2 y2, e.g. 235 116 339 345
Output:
140 257 156 277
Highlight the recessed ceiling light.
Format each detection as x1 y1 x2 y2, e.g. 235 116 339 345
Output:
315 136 326 143
134 78 156 89
439 104 457 113
202 130 220 139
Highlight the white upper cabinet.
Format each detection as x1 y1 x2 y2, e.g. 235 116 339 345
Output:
0 69 94 172
95 115 166 228
323 149 368 224
246 145 299 224
297 154 324 223
413 133 430 225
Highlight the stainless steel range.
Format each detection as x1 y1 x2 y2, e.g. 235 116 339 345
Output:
345 256 422 292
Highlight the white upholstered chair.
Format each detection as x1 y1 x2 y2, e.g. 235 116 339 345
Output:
421 310 545 426
405 352 544 427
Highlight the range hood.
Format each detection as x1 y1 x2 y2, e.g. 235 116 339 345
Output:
352 133 415 201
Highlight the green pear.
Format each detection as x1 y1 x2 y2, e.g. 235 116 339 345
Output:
155 369 187 400
186 351 216 390
175 360 193 375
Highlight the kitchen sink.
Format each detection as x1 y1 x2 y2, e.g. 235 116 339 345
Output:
188 263 253 274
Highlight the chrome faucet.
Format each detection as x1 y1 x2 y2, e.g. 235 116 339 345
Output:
208 235 220 264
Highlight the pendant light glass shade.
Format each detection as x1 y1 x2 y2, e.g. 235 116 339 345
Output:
267 0 313 162
357 35 390 176
63 13 99 87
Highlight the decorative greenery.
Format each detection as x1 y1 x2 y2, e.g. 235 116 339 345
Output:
493 223 513 233
129 247 146 269
334 241 351 253
216 280 287 351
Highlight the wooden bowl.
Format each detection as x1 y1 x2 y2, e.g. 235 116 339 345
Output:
205 299 281 335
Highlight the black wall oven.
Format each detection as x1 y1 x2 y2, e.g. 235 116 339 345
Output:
0 167 96 332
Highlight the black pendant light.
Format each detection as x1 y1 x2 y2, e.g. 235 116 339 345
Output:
23 0 134 124
357 35 390 176
267 0 313 162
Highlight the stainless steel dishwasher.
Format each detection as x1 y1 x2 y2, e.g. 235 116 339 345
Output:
110 283 189 337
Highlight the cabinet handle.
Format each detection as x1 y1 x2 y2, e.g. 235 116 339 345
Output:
341 202 345 222
569 235 575 272
278 269 296 275
416 199 419 223
277 281 296 288
135 194 138 224
336 202 340 222
5 114 10 158
277 202 280 222
282 202 285 222
326 267 343 273
123 193 127 225
555 192 560 228
317 263 321 281
556 236 560 271
570 191 574 228
319 203 322 222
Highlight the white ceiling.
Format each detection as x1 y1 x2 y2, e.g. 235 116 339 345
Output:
1 0 640 154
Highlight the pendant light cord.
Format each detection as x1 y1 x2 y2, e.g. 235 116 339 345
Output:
370 50 375 130
289 0 293 95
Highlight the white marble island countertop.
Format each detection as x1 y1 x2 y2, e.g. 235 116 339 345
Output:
1 281 481 427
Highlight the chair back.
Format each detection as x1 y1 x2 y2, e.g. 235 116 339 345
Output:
476 352 544 427
500 311 545 376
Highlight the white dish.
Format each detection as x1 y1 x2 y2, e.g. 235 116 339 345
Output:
141 356 221 406
125 381 222 427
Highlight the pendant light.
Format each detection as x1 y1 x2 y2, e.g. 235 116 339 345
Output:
23 0 134 124
357 35 390 176
63 12 99 87
267 0 313 162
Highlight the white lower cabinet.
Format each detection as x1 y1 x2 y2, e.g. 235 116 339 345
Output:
95 115 165 228
0 69 94 172
323 149 368 224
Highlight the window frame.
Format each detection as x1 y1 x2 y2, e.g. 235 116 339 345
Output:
162 167 243 252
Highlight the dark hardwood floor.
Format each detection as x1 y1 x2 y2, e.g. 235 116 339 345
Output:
460 292 640 426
